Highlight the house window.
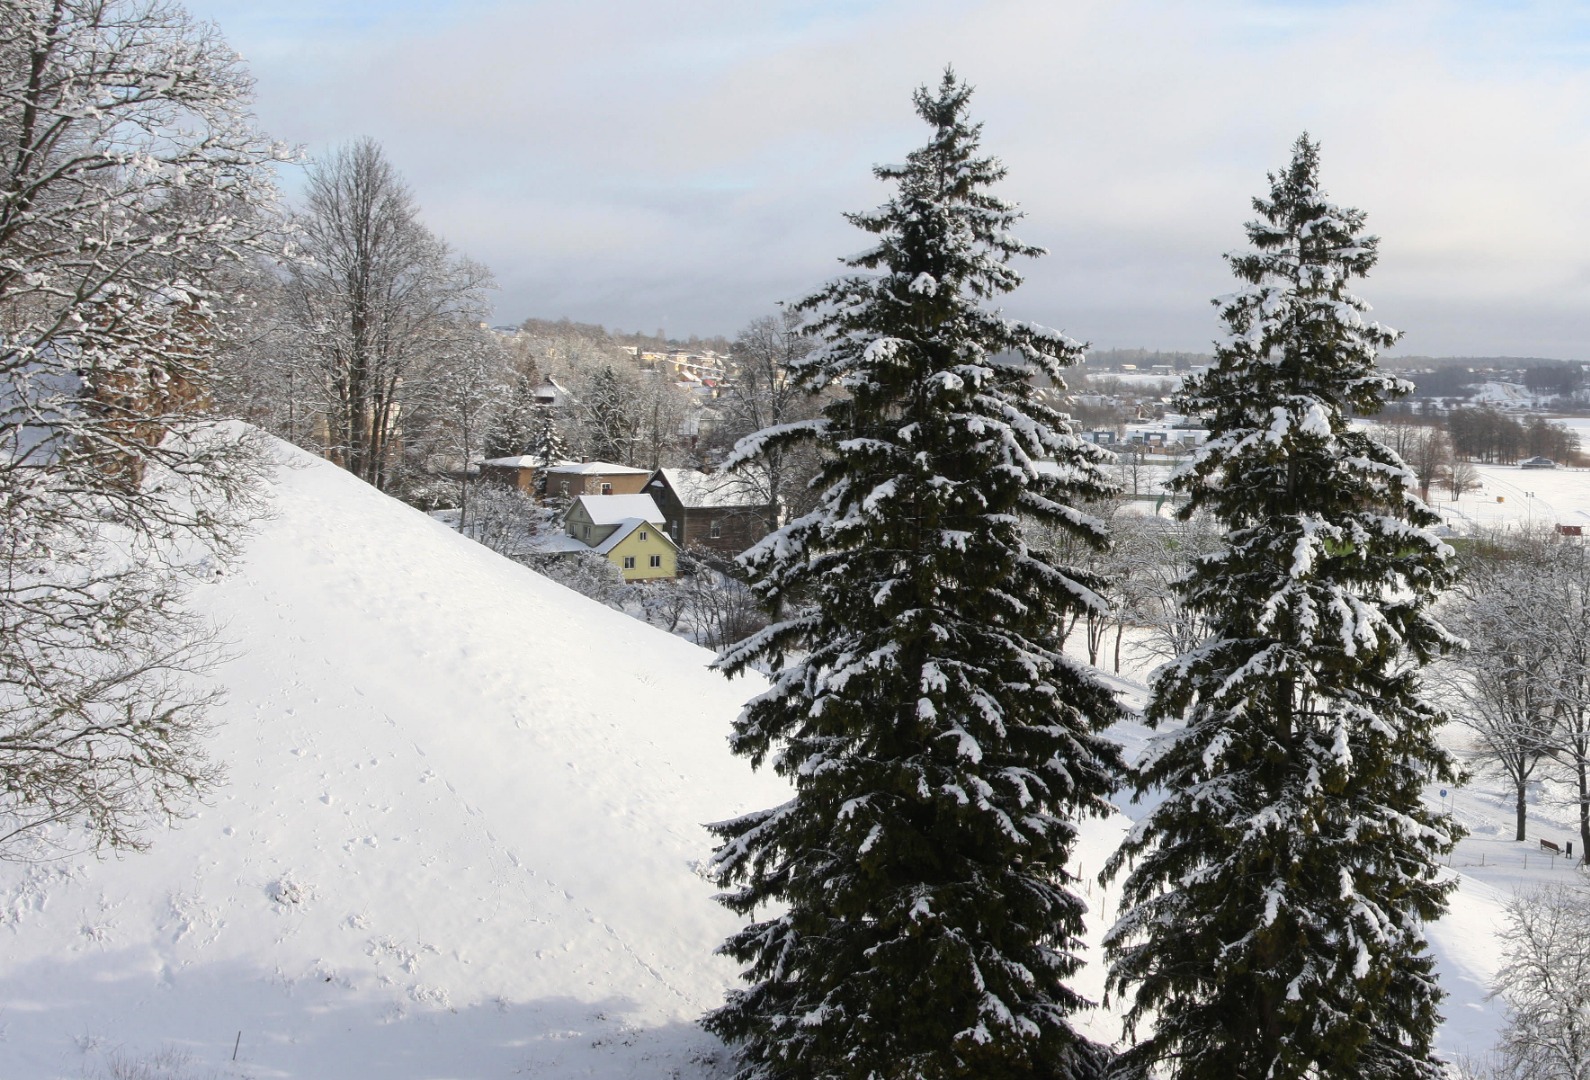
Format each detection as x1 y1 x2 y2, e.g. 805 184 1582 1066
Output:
623 556 636 569
709 520 722 539
649 554 662 568
601 482 612 494
639 529 648 541
583 524 590 540
559 481 569 496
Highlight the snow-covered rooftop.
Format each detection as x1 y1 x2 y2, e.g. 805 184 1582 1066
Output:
571 493 665 526
594 517 677 555
651 467 764 509
544 460 650 476
530 531 591 554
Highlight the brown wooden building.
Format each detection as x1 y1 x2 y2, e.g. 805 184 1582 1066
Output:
477 455 543 494
542 461 651 500
643 468 774 556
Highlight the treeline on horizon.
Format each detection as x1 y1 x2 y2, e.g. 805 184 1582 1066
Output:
519 328 1587 395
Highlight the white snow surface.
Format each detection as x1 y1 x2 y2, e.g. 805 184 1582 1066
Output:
6 435 1589 1075
0 440 785 1079
570 493 666 526
543 461 650 477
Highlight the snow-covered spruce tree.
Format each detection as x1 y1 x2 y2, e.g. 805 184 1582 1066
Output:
705 71 1124 1080
483 365 544 460
1103 136 1460 1080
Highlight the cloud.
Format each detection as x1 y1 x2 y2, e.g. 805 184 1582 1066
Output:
190 0 1590 354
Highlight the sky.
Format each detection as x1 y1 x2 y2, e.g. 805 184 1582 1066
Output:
181 0 1590 357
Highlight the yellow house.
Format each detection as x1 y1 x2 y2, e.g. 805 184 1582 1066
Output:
563 493 679 581
593 517 678 581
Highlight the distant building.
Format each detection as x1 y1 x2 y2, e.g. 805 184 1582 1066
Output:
542 461 651 499
532 376 573 410
644 468 774 555
591 519 679 582
478 454 547 495
564 494 665 545
562 494 676 580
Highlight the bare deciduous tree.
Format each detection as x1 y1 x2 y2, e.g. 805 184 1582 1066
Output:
458 482 541 558
1444 530 1590 855
716 309 822 523
1442 535 1562 841
1111 509 1222 671
403 326 511 522
0 0 288 858
285 138 492 491
1487 885 1590 1080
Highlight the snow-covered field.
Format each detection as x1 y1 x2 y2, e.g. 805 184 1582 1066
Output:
1431 459 1590 536
6 440 1590 1076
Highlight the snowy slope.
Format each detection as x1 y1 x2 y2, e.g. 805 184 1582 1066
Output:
0 440 787 1079
0 435 1571 1077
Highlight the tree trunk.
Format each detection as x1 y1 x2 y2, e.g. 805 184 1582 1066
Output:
1578 756 1590 860
1516 778 1528 843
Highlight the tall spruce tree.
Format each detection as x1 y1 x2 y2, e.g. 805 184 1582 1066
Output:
483 366 544 460
1102 136 1461 1080
704 71 1124 1080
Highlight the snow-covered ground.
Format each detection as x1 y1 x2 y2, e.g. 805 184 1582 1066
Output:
5 437 1588 1076
0 440 787 1079
1430 459 1590 535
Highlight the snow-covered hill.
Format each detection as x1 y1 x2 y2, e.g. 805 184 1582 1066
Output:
0 440 787 1079
1 437 1573 1077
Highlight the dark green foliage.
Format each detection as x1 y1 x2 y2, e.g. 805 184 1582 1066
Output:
1103 136 1461 1080
578 364 639 465
704 71 1124 1080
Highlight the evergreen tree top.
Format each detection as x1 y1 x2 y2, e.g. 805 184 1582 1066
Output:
795 69 1084 397
1235 134 1377 282
851 69 1043 284
705 70 1123 1080
1192 135 1406 419
1176 135 1428 532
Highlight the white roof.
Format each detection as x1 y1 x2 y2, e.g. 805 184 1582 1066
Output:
532 376 573 407
530 533 591 555
545 461 651 476
481 455 539 468
571 493 665 527
650 467 763 509
593 517 677 556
